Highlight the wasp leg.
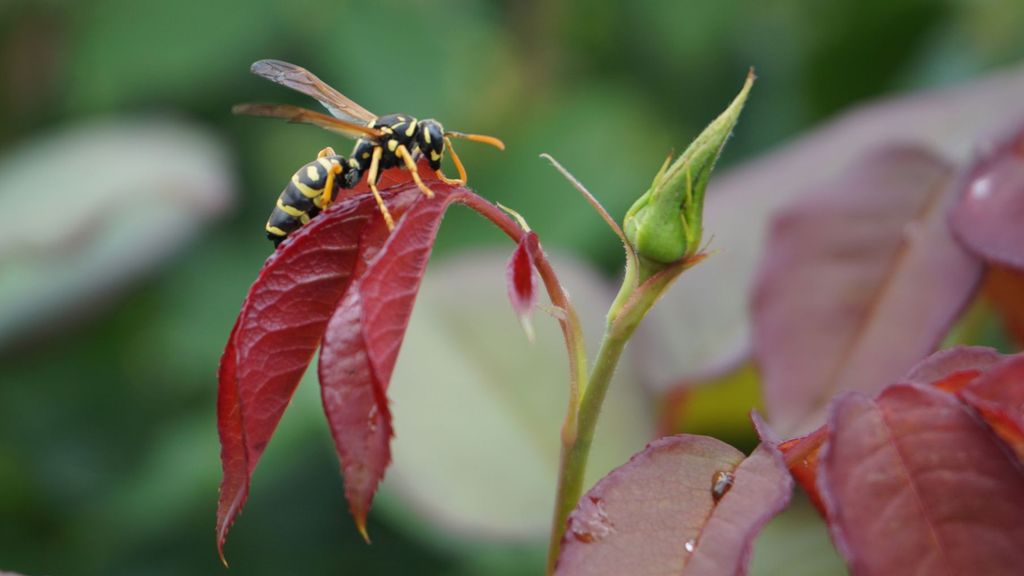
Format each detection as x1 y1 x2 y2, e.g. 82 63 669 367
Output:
319 160 343 207
317 146 337 159
435 136 468 186
366 145 395 231
395 144 434 199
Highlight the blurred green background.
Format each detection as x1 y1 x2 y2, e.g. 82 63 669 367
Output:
1 0 1022 574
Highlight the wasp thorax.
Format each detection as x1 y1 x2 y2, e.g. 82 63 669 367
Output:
416 119 446 170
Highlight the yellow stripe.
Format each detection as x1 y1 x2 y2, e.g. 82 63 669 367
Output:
266 224 287 237
306 165 320 181
423 127 431 144
300 213 310 224
291 175 322 198
405 120 417 137
317 158 333 171
387 139 398 152
430 150 441 161
276 199 306 217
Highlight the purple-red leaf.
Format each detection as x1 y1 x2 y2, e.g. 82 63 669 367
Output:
904 345 1003 392
317 179 466 539
950 123 1024 270
216 190 382 560
959 354 1024 462
506 231 539 340
776 426 828 517
216 163 466 557
753 146 983 436
554 435 791 576
820 384 1024 576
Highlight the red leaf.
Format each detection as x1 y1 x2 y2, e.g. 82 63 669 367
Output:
820 384 1024 575
554 435 791 576
216 161 469 557
506 231 539 340
903 345 1003 392
317 179 467 539
753 146 983 436
776 426 828 516
950 123 1024 270
216 191 382 561
960 354 1024 462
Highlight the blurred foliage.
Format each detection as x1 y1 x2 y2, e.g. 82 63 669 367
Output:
0 0 1022 574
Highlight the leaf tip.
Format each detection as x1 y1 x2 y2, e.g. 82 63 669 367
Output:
356 518 372 544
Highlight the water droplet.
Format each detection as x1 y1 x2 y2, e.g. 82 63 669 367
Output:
569 496 614 543
684 539 696 553
970 176 992 200
711 470 735 502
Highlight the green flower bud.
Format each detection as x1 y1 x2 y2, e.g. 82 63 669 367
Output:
624 70 755 270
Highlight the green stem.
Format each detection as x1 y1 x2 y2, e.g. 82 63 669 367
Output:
546 317 634 573
545 254 704 574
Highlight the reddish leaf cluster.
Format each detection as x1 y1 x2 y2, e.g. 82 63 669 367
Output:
749 122 1024 574
770 347 1024 573
217 163 495 560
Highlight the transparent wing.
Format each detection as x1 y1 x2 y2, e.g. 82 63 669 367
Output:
232 103 383 140
250 59 378 124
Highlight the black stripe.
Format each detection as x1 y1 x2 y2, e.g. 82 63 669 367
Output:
267 207 302 236
281 182 318 213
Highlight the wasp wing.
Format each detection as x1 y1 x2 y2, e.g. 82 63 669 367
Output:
250 59 378 124
232 103 383 139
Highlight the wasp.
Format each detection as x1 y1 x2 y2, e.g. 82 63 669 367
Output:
234 59 505 245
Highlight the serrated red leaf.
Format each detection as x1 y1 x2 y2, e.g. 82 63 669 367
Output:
506 231 538 339
216 161 472 558
216 192 382 561
317 177 468 539
959 354 1024 462
820 384 1024 575
753 146 983 436
554 435 791 576
950 122 1024 270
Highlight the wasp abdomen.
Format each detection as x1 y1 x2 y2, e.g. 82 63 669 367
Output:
266 155 352 245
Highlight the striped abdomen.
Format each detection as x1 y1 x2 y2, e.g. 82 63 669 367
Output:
266 155 350 246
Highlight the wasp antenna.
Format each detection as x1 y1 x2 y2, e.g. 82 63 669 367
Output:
445 131 506 151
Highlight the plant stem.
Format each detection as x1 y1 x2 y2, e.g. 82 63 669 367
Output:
545 253 705 574
454 192 589 420
546 318 632 573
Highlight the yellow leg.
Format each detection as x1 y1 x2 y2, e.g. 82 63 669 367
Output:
366 146 395 231
396 144 434 199
435 136 467 186
317 146 336 159
319 161 342 207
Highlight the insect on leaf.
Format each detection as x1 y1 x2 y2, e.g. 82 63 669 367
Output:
216 162 466 559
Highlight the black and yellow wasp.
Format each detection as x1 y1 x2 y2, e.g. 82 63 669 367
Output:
234 59 505 245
